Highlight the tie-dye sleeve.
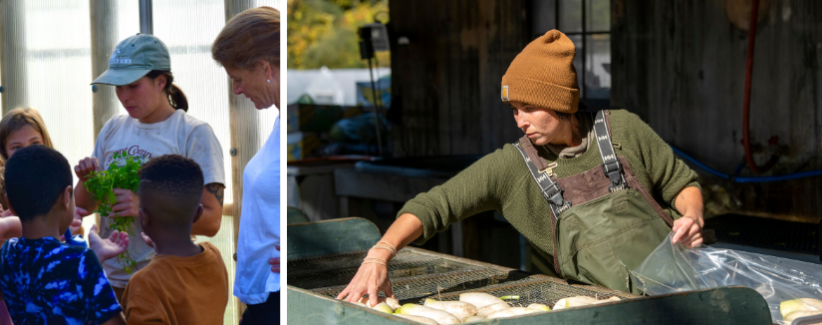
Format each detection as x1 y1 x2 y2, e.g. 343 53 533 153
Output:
81 250 122 324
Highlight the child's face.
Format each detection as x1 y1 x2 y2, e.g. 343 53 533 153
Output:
5 125 44 158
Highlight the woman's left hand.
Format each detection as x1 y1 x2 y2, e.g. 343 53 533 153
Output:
269 245 280 273
111 189 139 217
671 215 703 248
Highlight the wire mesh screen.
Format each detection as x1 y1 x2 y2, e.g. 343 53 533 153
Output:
426 277 637 308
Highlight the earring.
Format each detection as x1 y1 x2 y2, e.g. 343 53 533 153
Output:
267 79 271 83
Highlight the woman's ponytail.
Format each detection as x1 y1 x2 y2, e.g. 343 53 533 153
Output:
167 84 188 112
146 70 189 112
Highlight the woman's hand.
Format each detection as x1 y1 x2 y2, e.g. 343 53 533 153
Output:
672 186 705 248
672 215 704 248
336 248 395 307
74 157 102 181
337 214 423 306
269 245 280 273
111 189 139 217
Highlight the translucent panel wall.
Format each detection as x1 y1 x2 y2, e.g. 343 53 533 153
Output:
114 0 141 117
154 1 280 323
24 1 93 180
153 0 232 203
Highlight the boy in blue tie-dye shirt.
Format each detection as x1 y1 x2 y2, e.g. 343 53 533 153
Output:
0 146 126 325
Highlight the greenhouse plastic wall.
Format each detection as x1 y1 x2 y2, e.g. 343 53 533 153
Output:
0 1 280 324
153 0 279 322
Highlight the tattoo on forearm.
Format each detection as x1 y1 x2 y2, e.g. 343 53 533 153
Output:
205 183 225 207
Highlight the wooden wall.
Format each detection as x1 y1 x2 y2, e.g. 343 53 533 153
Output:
611 0 822 222
387 0 822 222
388 0 532 156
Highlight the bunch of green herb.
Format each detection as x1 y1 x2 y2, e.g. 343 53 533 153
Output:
83 150 142 273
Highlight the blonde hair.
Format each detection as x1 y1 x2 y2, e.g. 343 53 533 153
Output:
0 107 54 161
211 6 280 69
0 107 54 209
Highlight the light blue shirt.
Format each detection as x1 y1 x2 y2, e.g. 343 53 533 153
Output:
234 117 280 304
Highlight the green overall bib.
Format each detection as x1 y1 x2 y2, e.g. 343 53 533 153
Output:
513 110 674 294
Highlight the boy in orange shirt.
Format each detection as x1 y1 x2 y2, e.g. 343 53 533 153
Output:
122 155 228 324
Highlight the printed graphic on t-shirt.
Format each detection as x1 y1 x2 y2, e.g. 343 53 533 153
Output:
104 145 155 166
0 237 121 325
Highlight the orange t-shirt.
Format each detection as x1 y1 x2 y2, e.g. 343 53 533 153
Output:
122 242 228 325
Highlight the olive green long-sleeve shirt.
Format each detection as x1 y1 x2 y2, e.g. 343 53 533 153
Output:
398 109 700 260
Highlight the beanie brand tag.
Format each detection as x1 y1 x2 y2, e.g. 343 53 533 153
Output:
501 85 510 101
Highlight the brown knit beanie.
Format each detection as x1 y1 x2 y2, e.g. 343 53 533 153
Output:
501 30 580 113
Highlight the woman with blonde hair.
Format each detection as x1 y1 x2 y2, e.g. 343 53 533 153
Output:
212 5 280 324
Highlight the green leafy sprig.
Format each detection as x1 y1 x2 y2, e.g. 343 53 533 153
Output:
83 150 142 273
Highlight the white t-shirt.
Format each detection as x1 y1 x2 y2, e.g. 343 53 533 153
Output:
92 109 225 288
234 116 280 305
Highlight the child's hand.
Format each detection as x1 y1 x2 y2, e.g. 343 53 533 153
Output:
0 209 12 219
74 157 101 181
140 232 155 248
269 245 280 273
88 224 129 262
60 218 84 241
111 189 139 217
71 207 88 236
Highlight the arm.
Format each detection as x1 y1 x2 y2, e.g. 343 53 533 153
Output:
336 148 519 306
184 125 225 237
75 181 98 213
192 183 224 237
337 214 423 306
614 111 701 206
74 157 103 214
0 217 21 240
671 186 704 248
614 111 704 247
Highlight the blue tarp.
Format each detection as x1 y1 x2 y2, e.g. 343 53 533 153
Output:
356 75 391 108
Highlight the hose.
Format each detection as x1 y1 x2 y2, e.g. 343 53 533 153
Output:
671 146 822 183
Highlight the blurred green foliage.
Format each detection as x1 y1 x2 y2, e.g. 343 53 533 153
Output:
287 0 390 69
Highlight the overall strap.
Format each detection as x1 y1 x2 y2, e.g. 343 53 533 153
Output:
593 110 628 192
514 137 572 219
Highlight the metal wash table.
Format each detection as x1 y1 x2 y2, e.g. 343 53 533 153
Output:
287 218 773 324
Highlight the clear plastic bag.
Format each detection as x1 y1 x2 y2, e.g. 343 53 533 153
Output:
630 233 822 323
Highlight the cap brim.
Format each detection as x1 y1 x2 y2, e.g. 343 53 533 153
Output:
91 69 152 86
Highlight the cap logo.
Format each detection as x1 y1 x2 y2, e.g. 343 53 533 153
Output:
501 85 510 101
109 49 132 65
